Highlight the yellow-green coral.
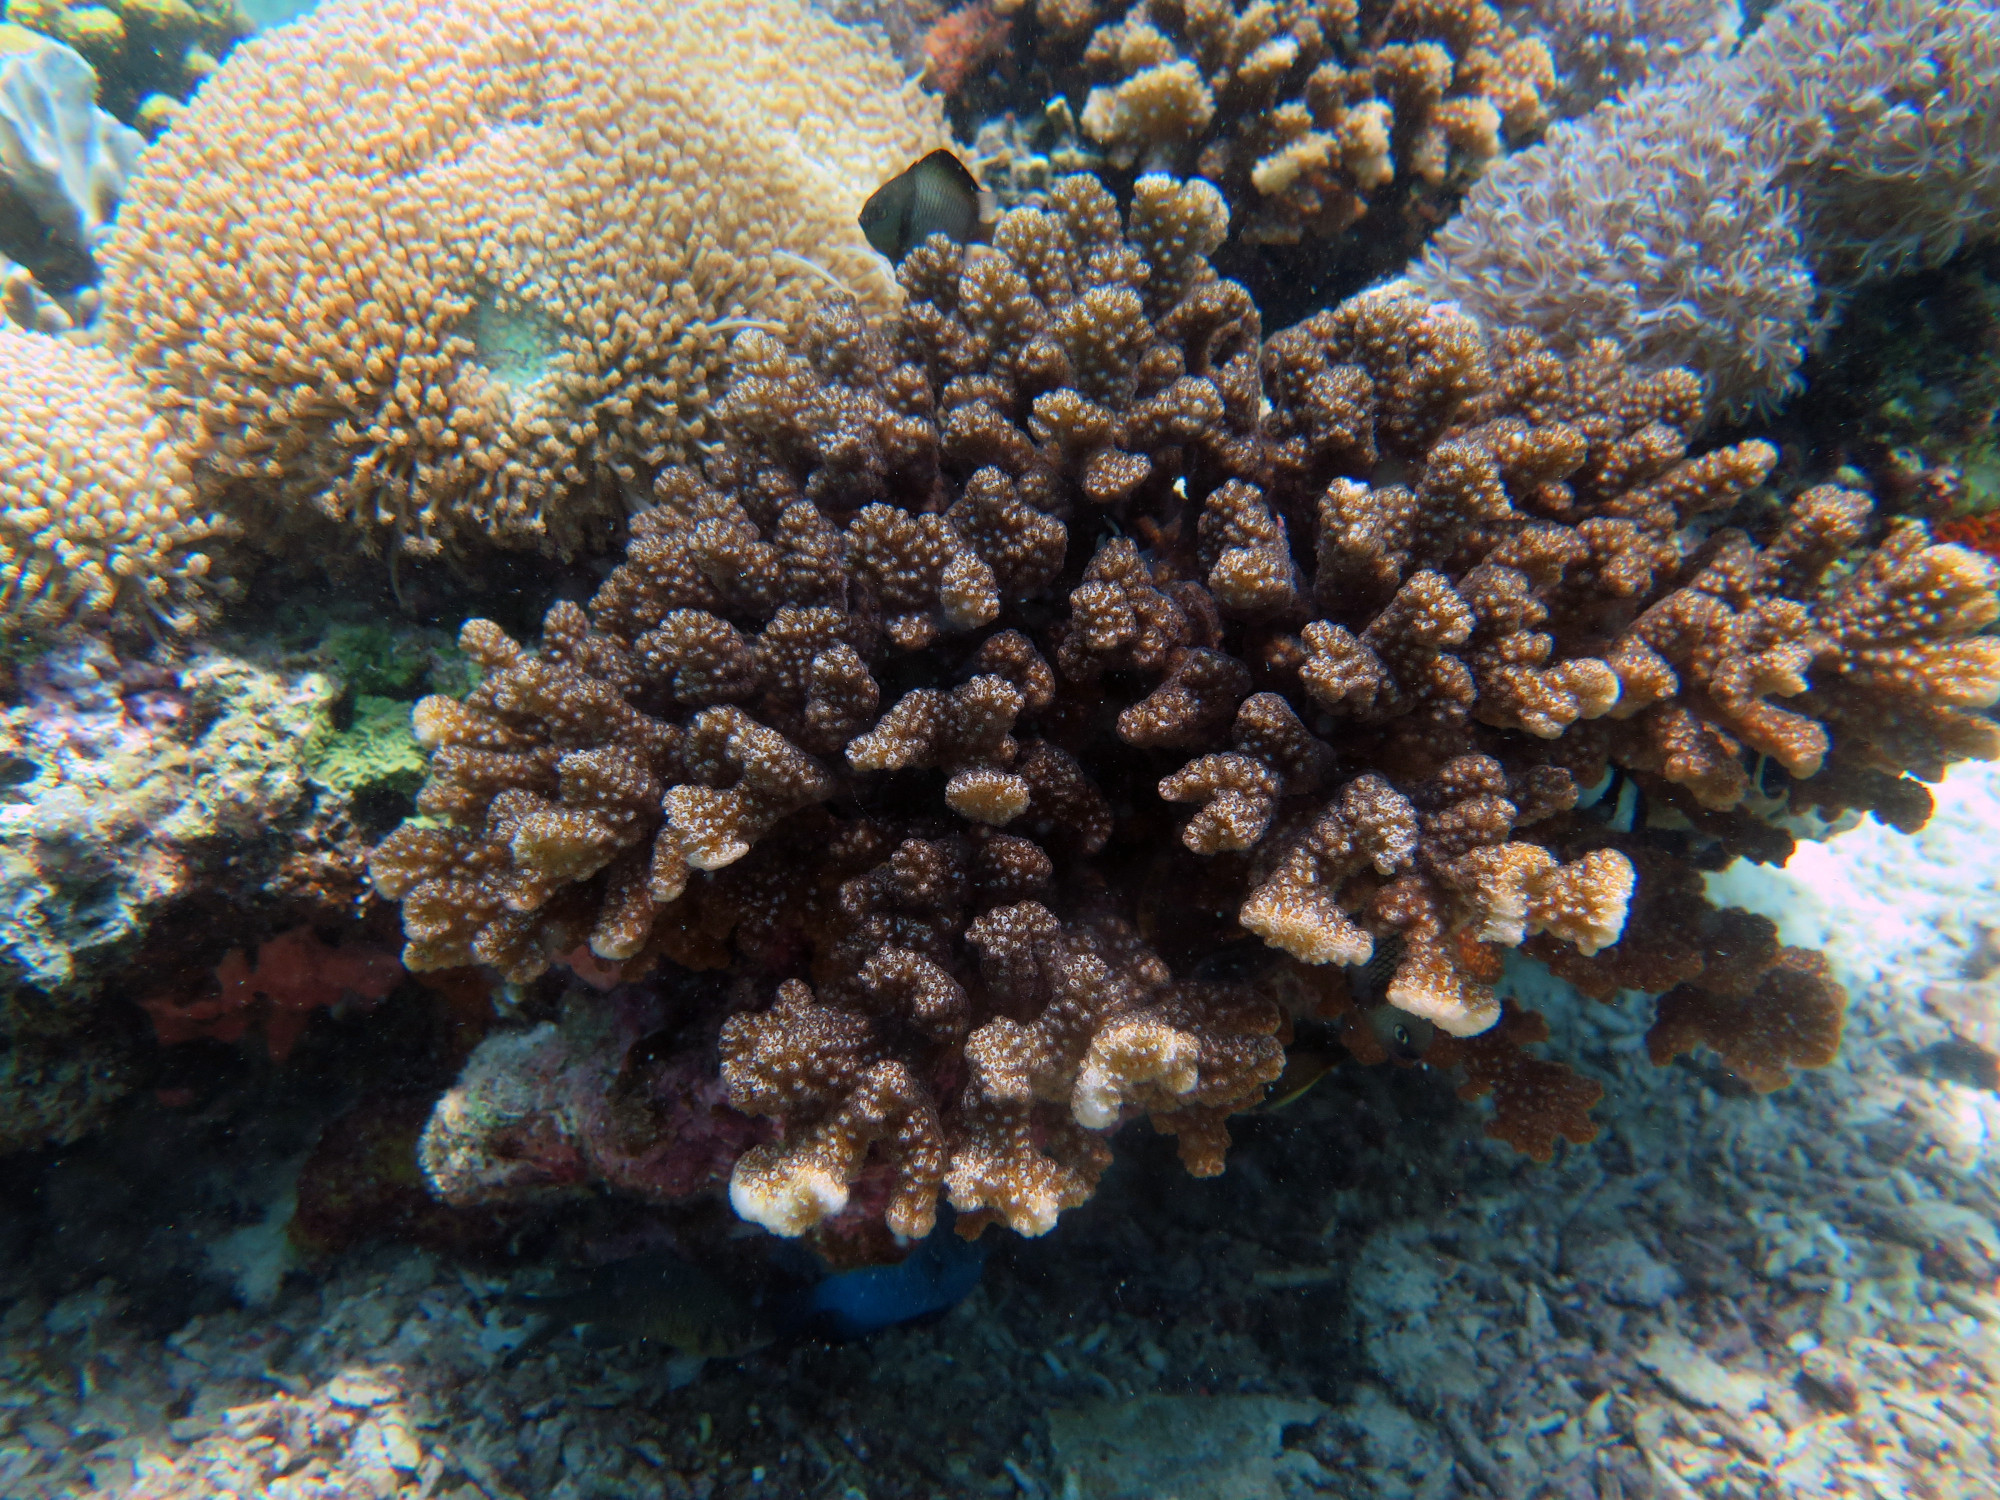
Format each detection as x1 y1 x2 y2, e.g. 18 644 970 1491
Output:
308 694 429 800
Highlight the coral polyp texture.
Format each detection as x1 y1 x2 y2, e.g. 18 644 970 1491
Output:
98 0 946 566
1059 0 1558 245
1404 62 1815 418
0 326 228 636
373 180 2000 1243
1406 0 2000 418
1741 0 2000 285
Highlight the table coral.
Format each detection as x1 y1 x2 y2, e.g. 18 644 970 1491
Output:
374 180 2000 1244
100 0 947 569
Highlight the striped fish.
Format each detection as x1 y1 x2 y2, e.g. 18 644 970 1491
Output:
859 149 983 262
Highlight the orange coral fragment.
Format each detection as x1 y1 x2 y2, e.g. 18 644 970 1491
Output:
922 0 1012 95
1437 1002 1604 1161
1646 946 1845 1093
1933 511 2000 561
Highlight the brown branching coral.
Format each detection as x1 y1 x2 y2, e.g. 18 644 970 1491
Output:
376 181 2000 1241
1061 0 1557 245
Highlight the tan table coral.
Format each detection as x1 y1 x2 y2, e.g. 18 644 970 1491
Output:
374 179 2000 1247
99 0 947 570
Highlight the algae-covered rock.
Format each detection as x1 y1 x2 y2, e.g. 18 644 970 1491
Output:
1048 1394 1330 1500
0 635 373 1151
308 695 426 801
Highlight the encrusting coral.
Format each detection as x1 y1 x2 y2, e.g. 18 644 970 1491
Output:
99 0 947 568
1042 0 1558 246
373 178 2000 1245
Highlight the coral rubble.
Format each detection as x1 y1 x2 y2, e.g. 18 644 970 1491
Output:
100 0 947 567
374 178 2000 1244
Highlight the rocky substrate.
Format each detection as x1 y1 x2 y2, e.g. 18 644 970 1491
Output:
1 766 1996 1500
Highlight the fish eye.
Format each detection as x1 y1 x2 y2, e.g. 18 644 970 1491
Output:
1392 1024 1410 1046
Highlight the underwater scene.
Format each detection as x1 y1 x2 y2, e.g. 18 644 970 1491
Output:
2 0 2000 1495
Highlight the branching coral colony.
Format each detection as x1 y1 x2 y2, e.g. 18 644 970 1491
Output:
1030 0 1560 246
372 177 2000 1247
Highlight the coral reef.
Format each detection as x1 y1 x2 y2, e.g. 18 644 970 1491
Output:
417 982 762 1212
374 179 2000 1244
1406 61 1814 418
304 695 429 802
969 97 1108 210
1505 0 1737 113
0 631 409 1149
920 0 1014 92
1408 0 2000 418
1741 0 2000 286
4 0 250 133
1935 512 2000 562
0 35 143 303
1057 0 1559 246
100 0 947 567
0 327 227 637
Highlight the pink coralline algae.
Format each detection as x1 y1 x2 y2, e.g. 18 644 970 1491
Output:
139 926 404 1061
417 984 769 1211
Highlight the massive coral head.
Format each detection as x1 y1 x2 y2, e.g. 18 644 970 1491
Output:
99 0 946 566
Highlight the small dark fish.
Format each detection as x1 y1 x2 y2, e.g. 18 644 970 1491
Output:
1347 935 1435 1062
509 1252 775 1363
860 148 982 261
1577 765 1645 832
1361 1003 1435 1063
1257 1047 1339 1112
1348 932 1405 1008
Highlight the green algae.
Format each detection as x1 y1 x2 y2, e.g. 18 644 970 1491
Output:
307 694 427 799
